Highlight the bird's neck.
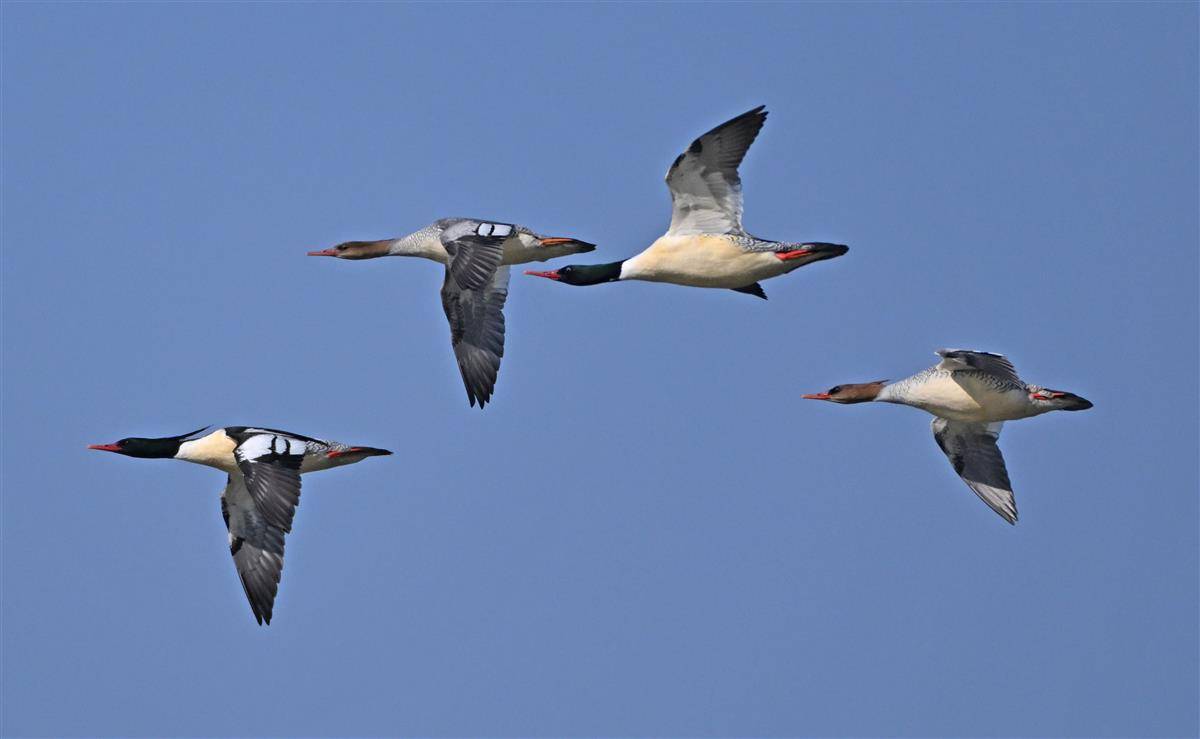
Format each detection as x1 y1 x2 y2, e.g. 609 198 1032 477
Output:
572 261 625 285
387 232 448 264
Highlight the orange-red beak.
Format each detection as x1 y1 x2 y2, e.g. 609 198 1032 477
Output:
801 393 831 400
307 248 339 257
524 270 560 280
88 443 121 452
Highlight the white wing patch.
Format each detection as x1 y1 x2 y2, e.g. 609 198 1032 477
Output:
236 433 306 462
476 222 513 238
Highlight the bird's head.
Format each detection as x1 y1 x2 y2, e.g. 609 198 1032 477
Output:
88 426 210 458
801 381 887 404
307 239 392 260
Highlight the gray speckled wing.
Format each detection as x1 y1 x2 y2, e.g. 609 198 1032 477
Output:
440 220 513 291
441 264 510 408
221 473 290 625
665 106 767 237
931 418 1017 524
935 349 1022 387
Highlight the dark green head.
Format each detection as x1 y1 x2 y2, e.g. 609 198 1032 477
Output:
525 261 624 286
88 426 209 459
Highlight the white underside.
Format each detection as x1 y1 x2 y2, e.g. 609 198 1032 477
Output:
882 374 1036 423
620 235 793 288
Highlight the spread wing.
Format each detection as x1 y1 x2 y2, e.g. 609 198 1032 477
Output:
441 264 510 409
931 419 1017 525
935 348 1022 386
221 472 293 625
665 105 767 236
217 431 307 624
233 432 305 533
440 220 513 291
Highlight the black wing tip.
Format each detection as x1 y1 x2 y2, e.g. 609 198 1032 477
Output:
465 385 492 409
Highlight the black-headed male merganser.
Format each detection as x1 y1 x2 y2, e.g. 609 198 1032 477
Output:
309 218 594 408
525 106 847 300
803 349 1093 524
89 426 391 624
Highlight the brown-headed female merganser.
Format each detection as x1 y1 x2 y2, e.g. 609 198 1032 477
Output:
88 426 391 624
309 218 595 408
525 106 847 300
802 349 1093 524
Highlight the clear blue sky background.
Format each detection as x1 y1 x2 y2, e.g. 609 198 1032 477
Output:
2 3 1196 737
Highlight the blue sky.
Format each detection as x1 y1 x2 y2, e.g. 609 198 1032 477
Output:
2 3 1196 737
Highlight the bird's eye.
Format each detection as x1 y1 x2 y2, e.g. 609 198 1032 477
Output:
829 386 842 394
561 266 573 275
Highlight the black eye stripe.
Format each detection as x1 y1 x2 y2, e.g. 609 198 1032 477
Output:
830 386 842 394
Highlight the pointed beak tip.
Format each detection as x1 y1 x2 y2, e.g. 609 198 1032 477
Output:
524 270 560 280
307 249 337 257
88 443 119 452
801 393 830 400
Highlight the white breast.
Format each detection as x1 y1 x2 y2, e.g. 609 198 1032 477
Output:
885 373 1032 422
176 429 238 472
620 235 788 288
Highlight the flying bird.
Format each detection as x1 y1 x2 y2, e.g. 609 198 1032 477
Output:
88 425 391 624
525 106 847 299
310 218 594 408
802 349 1093 524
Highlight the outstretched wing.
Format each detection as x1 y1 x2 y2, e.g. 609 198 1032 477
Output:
931 418 1017 525
220 473 292 625
439 220 513 291
665 105 768 237
441 265 510 409
935 348 1022 386
233 431 305 534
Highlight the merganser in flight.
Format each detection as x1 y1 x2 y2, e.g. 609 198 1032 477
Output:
88 426 391 624
525 106 847 299
802 349 1093 524
309 218 594 408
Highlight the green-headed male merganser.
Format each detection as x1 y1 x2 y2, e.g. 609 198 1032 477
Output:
525 106 847 300
88 426 391 624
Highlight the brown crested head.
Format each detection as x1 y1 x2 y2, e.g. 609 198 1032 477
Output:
802 381 887 404
307 239 392 260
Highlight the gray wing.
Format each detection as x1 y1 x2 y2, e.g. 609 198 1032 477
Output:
931 418 1017 525
665 105 767 236
935 348 1022 386
441 264 510 408
439 219 514 291
221 473 290 625
233 432 305 534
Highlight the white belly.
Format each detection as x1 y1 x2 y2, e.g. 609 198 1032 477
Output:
897 374 1030 423
621 235 789 288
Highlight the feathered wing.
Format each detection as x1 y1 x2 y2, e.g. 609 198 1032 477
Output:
665 105 768 236
931 418 1018 524
441 265 510 408
439 220 512 291
221 473 292 625
935 349 1022 386
220 430 308 624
